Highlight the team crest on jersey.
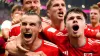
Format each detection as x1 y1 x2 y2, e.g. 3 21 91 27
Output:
84 53 92 56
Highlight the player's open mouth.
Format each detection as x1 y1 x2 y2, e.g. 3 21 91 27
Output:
72 25 79 31
58 12 64 17
24 33 32 38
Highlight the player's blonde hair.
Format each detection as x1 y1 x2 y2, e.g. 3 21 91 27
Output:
90 4 100 13
46 0 65 10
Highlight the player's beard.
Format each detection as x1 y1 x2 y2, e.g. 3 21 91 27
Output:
71 34 81 38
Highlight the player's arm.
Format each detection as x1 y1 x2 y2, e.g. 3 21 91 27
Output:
42 26 59 42
5 38 19 55
85 28 100 39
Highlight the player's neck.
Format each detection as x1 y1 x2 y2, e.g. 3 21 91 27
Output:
23 37 42 51
51 20 65 31
91 22 99 27
69 35 86 48
31 38 42 51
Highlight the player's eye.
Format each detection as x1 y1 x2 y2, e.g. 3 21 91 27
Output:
22 22 27 26
30 23 36 26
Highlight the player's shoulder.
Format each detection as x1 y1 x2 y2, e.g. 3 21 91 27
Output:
43 40 58 48
45 26 57 33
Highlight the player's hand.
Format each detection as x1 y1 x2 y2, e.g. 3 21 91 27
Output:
97 2 100 7
25 51 47 56
7 34 29 52
7 36 17 42
16 34 29 52
12 14 22 25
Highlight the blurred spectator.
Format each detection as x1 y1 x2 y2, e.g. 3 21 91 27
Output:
1 4 23 41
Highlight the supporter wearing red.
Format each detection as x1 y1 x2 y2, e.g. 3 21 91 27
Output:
87 4 100 33
40 0 67 41
9 0 51 37
6 11 61 56
43 0 100 40
46 0 66 31
43 7 100 56
9 0 67 42
85 4 100 39
1 5 23 40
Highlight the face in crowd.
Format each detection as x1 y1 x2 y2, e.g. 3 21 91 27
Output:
90 5 100 24
47 0 66 21
65 8 87 38
11 9 24 24
20 13 42 45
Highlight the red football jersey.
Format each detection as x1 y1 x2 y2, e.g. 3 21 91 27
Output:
87 24 100 32
8 40 61 56
43 26 68 42
34 40 61 56
85 24 100 39
44 25 98 40
43 26 100 56
43 26 68 53
9 24 20 37
64 38 100 56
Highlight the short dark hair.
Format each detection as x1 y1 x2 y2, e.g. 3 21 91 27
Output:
64 7 87 24
22 10 42 25
11 5 22 13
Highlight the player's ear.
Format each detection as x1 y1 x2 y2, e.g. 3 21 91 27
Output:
39 24 42 32
11 13 14 19
47 10 50 17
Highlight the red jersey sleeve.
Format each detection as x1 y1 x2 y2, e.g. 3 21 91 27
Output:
84 27 98 38
43 26 59 42
43 26 59 43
